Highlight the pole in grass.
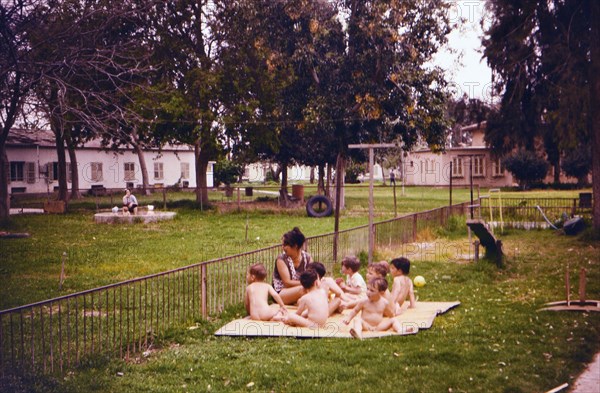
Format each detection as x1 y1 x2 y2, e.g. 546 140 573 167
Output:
349 143 397 264
59 251 67 290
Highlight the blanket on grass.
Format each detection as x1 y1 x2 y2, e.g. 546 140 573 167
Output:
215 301 460 339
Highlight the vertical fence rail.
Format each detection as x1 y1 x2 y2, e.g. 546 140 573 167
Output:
1 198 587 377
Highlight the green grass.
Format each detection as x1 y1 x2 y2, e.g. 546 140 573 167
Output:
4 229 598 393
1 187 598 392
1 186 480 309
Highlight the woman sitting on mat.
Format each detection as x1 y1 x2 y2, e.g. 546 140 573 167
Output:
272 227 313 305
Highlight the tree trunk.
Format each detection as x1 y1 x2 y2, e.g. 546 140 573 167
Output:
0 146 10 221
309 166 315 184
333 153 346 263
326 163 332 199
317 164 325 195
279 163 289 207
66 136 82 199
197 154 210 205
131 129 150 196
194 141 209 206
553 162 560 184
51 117 69 204
591 0 600 230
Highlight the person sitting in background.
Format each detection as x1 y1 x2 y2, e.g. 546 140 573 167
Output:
122 188 138 215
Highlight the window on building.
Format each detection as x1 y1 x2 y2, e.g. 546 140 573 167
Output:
180 162 190 179
154 162 164 180
91 162 103 182
124 162 136 181
10 162 24 182
473 156 485 177
451 157 463 177
44 162 59 181
26 162 36 184
491 158 504 177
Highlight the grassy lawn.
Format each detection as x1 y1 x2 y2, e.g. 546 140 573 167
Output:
4 229 597 393
0 186 484 309
1 187 597 392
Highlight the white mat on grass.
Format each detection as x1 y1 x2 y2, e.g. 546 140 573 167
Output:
215 301 460 339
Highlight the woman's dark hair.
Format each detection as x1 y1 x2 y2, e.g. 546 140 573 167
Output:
282 227 305 248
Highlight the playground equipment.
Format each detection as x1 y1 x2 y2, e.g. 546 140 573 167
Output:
488 188 504 234
539 266 600 312
466 219 503 266
535 205 559 230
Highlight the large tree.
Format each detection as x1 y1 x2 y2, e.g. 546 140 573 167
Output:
0 0 43 220
483 0 600 229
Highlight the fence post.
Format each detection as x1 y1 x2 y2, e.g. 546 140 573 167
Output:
201 264 207 318
162 188 167 210
474 240 480 262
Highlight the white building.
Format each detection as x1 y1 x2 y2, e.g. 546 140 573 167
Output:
6 128 213 195
404 123 515 187
403 122 584 187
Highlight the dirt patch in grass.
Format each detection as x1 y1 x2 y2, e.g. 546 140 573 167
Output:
215 200 305 214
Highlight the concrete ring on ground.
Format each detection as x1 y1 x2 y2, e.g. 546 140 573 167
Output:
94 211 176 224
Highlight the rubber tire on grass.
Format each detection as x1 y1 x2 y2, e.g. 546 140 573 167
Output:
306 195 333 218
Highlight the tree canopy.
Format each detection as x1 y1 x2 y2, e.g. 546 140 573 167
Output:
483 0 600 229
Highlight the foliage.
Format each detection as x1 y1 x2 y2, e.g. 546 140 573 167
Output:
447 95 492 147
503 150 549 189
344 161 366 184
561 145 591 185
483 0 600 228
213 160 243 186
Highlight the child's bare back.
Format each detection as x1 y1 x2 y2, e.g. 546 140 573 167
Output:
245 263 287 321
282 270 329 328
246 282 285 321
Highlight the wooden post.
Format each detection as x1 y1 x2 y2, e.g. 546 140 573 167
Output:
579 268 587 305
565 266 571 307
237 187 241 212
449 161 453 207
368 147 374 264
473 240 480 262
201 264 207 318
348 143 397 264
162 187 166 210
393 177 397 217
495 240 503 267
469 157 474 219
59 252 67 290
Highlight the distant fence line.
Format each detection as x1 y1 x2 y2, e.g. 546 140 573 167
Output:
0 197 592 376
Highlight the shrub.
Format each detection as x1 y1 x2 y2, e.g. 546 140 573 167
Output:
345 162 366 184
503 150 549 189
214 160 243 186
562 145 591 186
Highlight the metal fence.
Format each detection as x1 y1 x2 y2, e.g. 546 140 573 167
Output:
480 197 593 225
0 200 486 376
